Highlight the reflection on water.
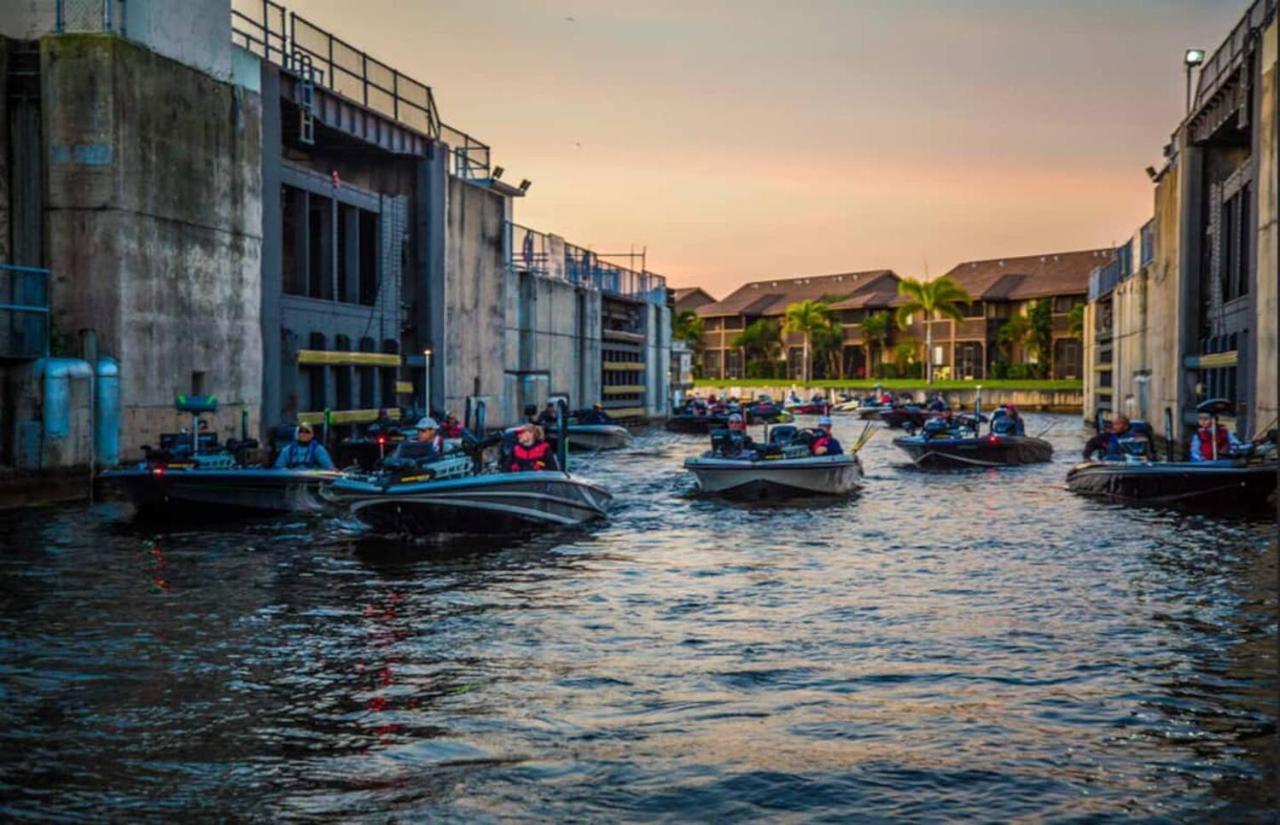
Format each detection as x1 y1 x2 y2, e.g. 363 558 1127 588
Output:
0 414 1275 820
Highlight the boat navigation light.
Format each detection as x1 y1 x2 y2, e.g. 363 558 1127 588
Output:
152 466 165 476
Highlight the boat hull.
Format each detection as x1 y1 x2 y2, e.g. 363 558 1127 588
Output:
1066 460 1277 513
330 471 613 534
97 467 341 516
684 454 863 499
562 424 631 451
893 435 1054 468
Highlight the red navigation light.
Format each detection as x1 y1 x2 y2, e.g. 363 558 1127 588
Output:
152 466 165 476
377 436 387 445
988 435 999 443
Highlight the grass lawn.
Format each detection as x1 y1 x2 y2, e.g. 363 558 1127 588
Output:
693 378 1083 392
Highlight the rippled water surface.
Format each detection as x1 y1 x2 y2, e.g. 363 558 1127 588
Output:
2 414 1276 821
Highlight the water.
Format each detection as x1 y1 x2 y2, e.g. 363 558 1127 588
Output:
1 414 1276 822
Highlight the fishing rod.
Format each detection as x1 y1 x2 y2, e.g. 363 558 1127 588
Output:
852 421 876 453
1034 420 1058 439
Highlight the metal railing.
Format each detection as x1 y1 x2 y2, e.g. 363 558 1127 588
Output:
506 223 667 305
231 1 443 141
0 264 51 359
1192 0 1276 110
54 0 127 34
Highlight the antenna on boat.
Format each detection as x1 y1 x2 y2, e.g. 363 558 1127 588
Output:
556 398 569 472
974 385 982 435
1164 407 1175 462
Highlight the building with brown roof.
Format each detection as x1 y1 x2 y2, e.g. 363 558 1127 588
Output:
672 287 717 315
923 249 1113 380
695 270 902 379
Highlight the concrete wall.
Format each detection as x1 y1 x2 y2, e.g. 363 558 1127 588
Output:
1253 17 1278 431
505 270 603 422
2 0 232 81
644 302 671 417
41 35 262 453
0 36 8 264
444 175 507 421
1146 162 1183 442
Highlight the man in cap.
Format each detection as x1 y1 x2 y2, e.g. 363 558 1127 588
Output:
390 416 446 465
582 402 611 425
810 416 843 456
274 421 336 470
1189 410 1242 461
508 422 557 472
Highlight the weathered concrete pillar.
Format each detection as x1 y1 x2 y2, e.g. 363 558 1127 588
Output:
259 64 283 434
41 35 263 451
1175 140 1202 432
1252 18 1278 432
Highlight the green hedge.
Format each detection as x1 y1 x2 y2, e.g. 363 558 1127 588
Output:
693 378 1083 392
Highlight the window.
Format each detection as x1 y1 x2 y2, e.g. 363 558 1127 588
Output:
282 186 307 296
337 204 356 304
703 350 722 378
932 345 945 366
962 301 983 318
1053 296 1081 314
725 350 743 378
359 209 380 306
705 318 722 332
308 194 334 299
723 316 744 331
1220 185 1251 302
842 309 866 324
191 370 205 396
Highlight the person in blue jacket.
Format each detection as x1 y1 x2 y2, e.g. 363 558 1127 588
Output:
810 416 844 456
275 422 335 470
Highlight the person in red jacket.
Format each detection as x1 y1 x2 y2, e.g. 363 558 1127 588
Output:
1189 411 1241 461
509 424 558 472
439 411 464 438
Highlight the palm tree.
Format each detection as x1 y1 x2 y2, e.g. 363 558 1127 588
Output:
1067 303 1085 340
673 310 705 350
859 311 890 379
893 276 973 384
997 313 1031 362
730 317 782 375
810 316 846 379
783 299 835 383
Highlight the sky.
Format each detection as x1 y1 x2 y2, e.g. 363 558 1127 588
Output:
282 0 1244 296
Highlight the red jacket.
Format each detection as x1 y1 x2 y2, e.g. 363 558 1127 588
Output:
510 440 553 472
1196 425 1231 460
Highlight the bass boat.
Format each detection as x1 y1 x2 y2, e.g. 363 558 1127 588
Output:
1067 403 1277 514
684 423 866 500
98 395 339 517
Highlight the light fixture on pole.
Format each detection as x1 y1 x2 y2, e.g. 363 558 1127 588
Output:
423 348 432 416
1184 48 1205 113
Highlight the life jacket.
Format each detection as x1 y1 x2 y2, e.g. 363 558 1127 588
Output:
1196 425 1231 459
510 440 553 472
811 433 843 455
283 441 321 468
440 421 464 438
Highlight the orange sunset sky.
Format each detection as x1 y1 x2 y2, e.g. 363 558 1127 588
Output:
283 0 1244 297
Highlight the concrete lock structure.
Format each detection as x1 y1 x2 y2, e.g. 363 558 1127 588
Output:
1084 0 1277 448
0 0 672 481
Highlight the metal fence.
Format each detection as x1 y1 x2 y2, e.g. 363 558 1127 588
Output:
229 1 492 177
1192 0 1276 111
0 264 51 359
508 223 667 305
54 0 127 33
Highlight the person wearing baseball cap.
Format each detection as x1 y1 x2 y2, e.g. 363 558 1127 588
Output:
274 421 336 469
811 416 843 456
390 416 445 465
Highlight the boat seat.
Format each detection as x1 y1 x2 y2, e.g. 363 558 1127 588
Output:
768 425 799 445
